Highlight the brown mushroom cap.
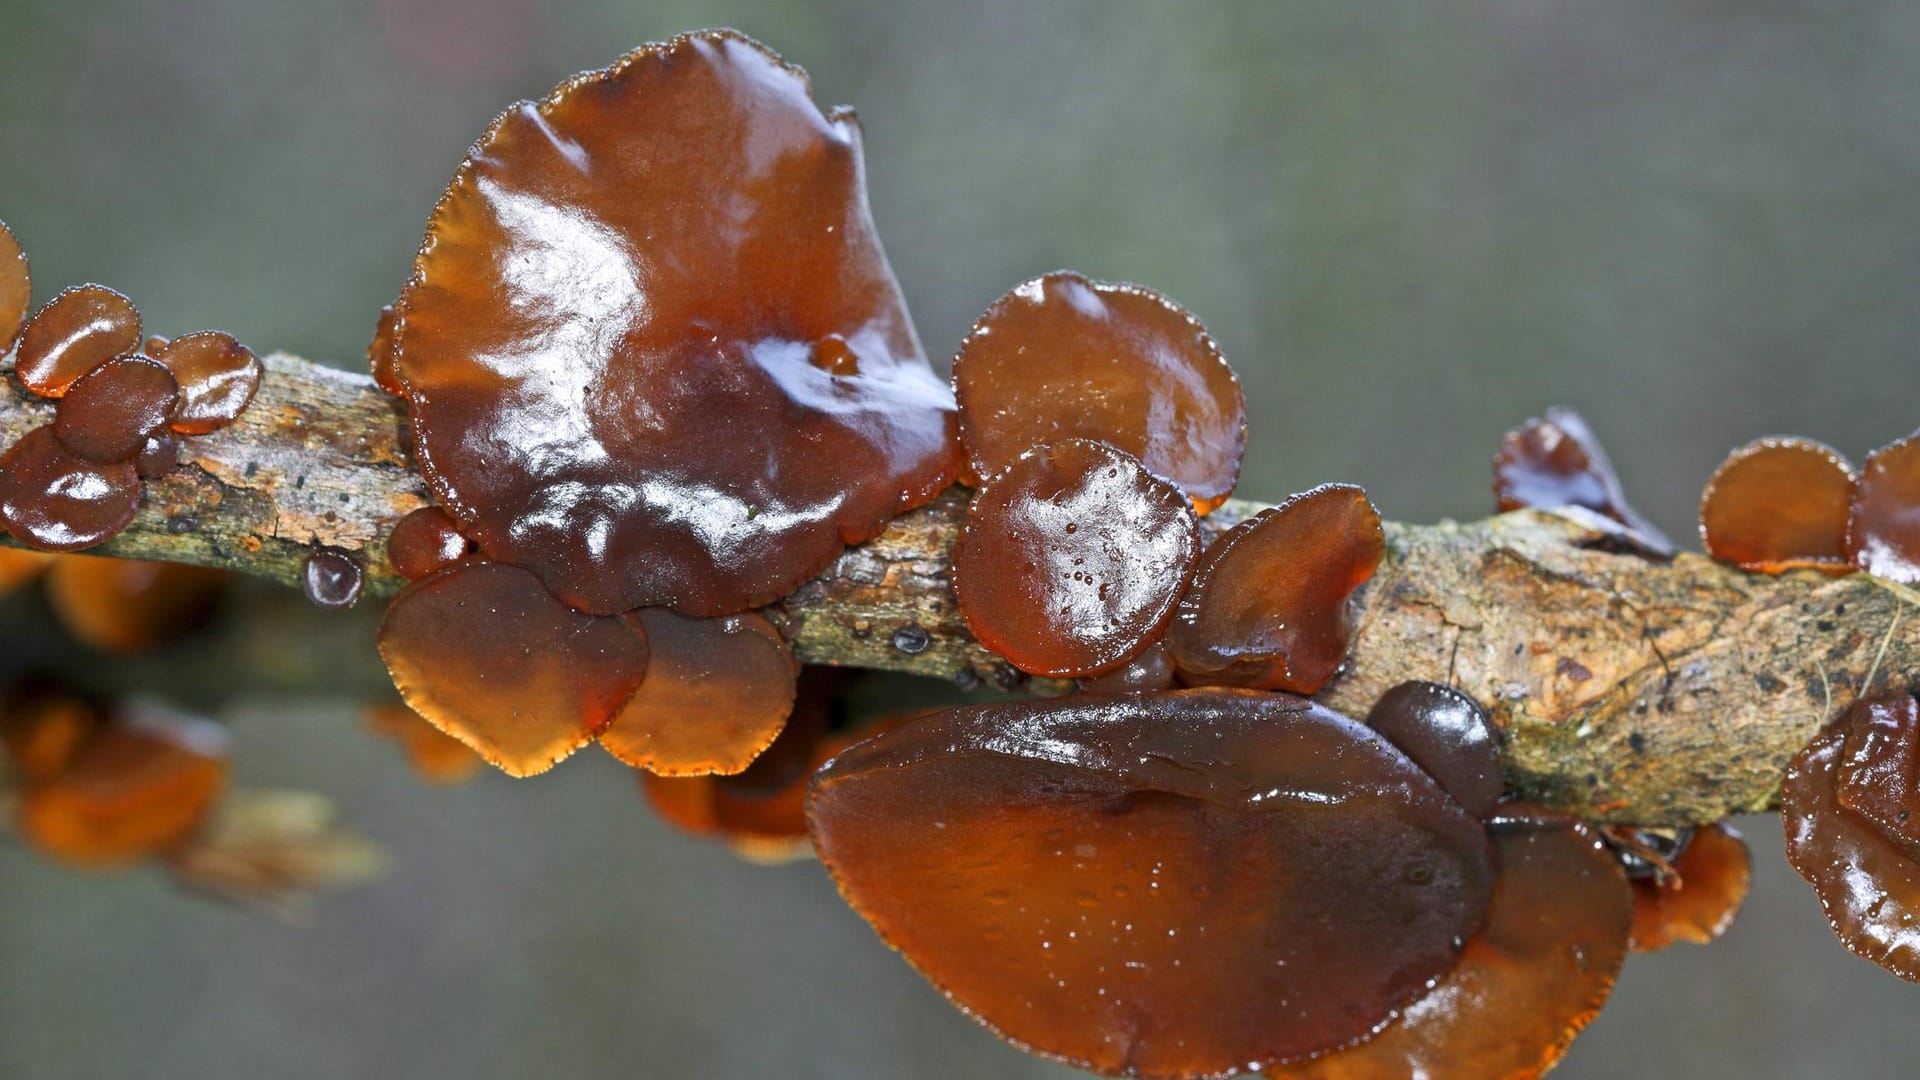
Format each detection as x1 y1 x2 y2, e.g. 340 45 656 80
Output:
53 355 180 464
953 440 1200 678
807 689 1495 1077
149 331 261 435
1700 437 1856 573
0 218 28 353
1075 640 1177 694
1629 822 1751 953
363 703 484 785
385 505 472 581
367 302 403 397
45 556 227 653
376 561 649 777
393 29 959 617
0 426 143 551
1847 432 1920 585
301 547 365 610
13 284 142 398
1166 483 1385 695
598 607 796 775
1364 681 1504 820
1493 407 1673 556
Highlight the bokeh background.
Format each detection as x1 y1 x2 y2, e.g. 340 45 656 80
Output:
4 1 1920 1076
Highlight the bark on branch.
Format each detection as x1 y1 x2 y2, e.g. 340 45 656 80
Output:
6 352 1913 825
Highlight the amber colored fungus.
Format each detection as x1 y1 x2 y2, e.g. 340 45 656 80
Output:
1284 812 1633 1080
301 547 365 610
0 427 142 551
1628 822 1752 953
1848 433 1920 584
394 30 959 617
1166 483 1384 695
45 556 227 653
1 689 104 783
1493 407 1674 556
808 689 1494 1077
363 703 483 785
377 561 649 776
17 709 229 868
1700 437 1857 573
367 303 404 397
386 505 471 580
1075 640 1177 694
0 218 28 352
953 440 1200 678
0 546 53 594
1835 690 1920 854
1364 681 1504 820
149 331 261 435
12 284 141 397
1782 692 1920 981
134 433 180 479
599 607 796 775
53 355 179 464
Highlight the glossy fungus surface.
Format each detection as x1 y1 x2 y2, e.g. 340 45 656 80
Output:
367 303 403 397
17 709 228 868
1075 641 1177 694
1701 438 1856 573
953 271 1245 514
0 218 28 352
134 433 180 479
377 561 649 776
1364 681 1504 820
1835 691 1920 854
0 427 142 551
13 284 141 397
53 355 179 463
808 689 1495 1077
386 505 472 580
953 440 1199 678
45 557 226 653
1629 822 1751 953
599 608 796 775
1166 483 1384 695
1782 692 1920 981
364 704 483 785
394 29 959 617
1493 407 1673 556
1848 433 1920 584
149 331 261 435
301 547 365 610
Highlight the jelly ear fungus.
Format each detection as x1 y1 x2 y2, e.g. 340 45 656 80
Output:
0 218 28 352
1700 437 1856 573
1493 407 1673 556
1848 432 1920 584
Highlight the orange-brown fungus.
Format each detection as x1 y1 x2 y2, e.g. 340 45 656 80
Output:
0 426 142 551
394 30 959 617
0 218 28 352
377 561 649 776
953 440 1199 678
1628 822 1751 953
53 355 179 464
598 607 796 775
1365 681 1503 820
1075 640 1177 693
301 546 364 610
149 331 261 435
13 284 141 397
17 708 228 868
386 504 472 580
1166 483 1384 695
1700 437 1856 573
1287 812 1632 1080
1848 432 1920 584
45 556 227 653
954 270 1245 514
1782 691 1920 981
808 689 1494 1077
1493 407 1673 556
2 687 103 783
367 302 403 397
0 546 53 594
364 703 484 785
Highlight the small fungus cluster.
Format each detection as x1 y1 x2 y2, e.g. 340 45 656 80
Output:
1700 431 1920 581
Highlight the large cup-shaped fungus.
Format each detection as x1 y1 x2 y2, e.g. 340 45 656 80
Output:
1493 407 1673 556
0 218 28 352
953 439 1200 679
44 556 227 653
12 284 142 397
1848 432 1920 584
1700 437 1856 573
148 331 262 435
1364 681 1504 820
1627 822 1752 953
597 607 796 775
808 689 1495 1078
0 427 143 551
53 355 180 464
390 29 959 617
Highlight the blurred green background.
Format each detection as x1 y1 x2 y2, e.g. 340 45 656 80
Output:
4 1 1920 1076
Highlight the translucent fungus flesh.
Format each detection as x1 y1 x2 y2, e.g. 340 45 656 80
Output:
377 561 649 776
53 355 180 464
367 303 403 397
1167 483 1385 695
1629 822 1752 953
1364 681 1504 820
807 689 1495 1077
953 439 1200 678
1493 407 1673 556
45 556 227 653
1075 640 1177 694
386 505 472 580
1834 690 1920 856
301 547 365 610
1701 437 1856 573
17 710 228 868
150 331 262 435
363 704 483 785
394 29 959 617
13 284 142 398
0 426 142 551
1848 433 1920 584
0 218 28 352
598 607 796 776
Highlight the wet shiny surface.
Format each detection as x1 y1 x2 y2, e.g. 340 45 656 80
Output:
395 29 959 617
362 703 483 786
953 440 1199 679
0 426 142 551
1075 641 1177 694
808 689 1494 1077
44 556 227 653
12 284 141 397
1629 822 1752 953
366 302 402 396
149 331 260 435
0 218 27 352
53 356 179 464
376 561 649 777
1700 437 1856 573
954 271 1244 515
598 608 796 776
1364 681 1504 820
132 432 179 479
1166 483 1384 695
1834 692 1920 856
16 708 228 868
301 547 365 609
1847 433 1920 585
385 505 472 581
1493 407 1674 556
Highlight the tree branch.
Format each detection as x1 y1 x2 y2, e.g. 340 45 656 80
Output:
7 353 1912 825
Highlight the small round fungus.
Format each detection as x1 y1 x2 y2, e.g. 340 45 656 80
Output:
45 556 227 653
363 703 483 785
807 689 1494 1077
1847 432 1920 584
1700 437 1856 573
953 440 1200 679
1167 483 1385 695
1365 680 1504 820
301 546 365 610
1628 822 1751 953
0 218 29 353
13 284 142 397
1493 407 1673 556
1075 640 1177 694
598 608 797 776
386 505 472 581
367 303 403 397
149 331 262 435
377 561 649 777
53 355 180 464
954 271 1245 514
134 433 180 479
0 426 143 551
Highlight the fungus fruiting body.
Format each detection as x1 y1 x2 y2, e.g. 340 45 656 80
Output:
301 546 365 610
366 303 403 396
385 505 472 581
0 427 142 551
1848 433 1920 584
1074 640 1177 693
1700 437 1856 573
44 556 227 653
1628 822 1752 953
53 355 180 464
1493 407 1672 555
1364 680 1504 820
134 433 180 479
597 608 796 775
149 331 261 435
363 704 483 785
0 218 29 352
13 284 142 397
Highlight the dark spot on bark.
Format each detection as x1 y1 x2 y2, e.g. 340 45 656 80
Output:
991 662 1030 691
891 624 931 655
1628 732 1647 753
1755 673 1783 693
245 462 258 478
953 667 981 691
166 514 198 534
295 474 306 489
1817 619 1836 632
1556 657 1593 682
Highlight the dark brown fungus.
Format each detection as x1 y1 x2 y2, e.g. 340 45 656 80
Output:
1700 437 1856 573
1848 432 1920 584
53 355 179 464
149 331 261 435
1364 680 1503 820
301 547 365 609
386 504 472 580
1166 483 1384 695
598 607 796 775
1835 690 1920 854
953 440 1199 678
376 561 649 776
1075 640 1177 694
0 427 143 551
954 271 1245 514
393 30 959 617
1492 407 1673 556
1628 822 1751 953
13 284 141 397
363 703 483 785
807 689 1495 1077
134 433 180 479
45 556 227 653
367 302 404 397
0 218 28 353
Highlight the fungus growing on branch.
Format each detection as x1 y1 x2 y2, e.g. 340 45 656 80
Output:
53 356 179 464
1627 822 1751 953
12 284 142 397
1700 437 1856 573
1493 407 1672 555
148 331 261 435
597 608 797 776
1848 432 1920 584
384 505 472 581
0 218 29 353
